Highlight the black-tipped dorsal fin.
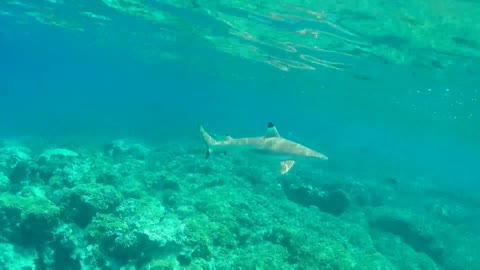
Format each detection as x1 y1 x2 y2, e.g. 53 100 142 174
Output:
225 134 233 141
265 122 281 138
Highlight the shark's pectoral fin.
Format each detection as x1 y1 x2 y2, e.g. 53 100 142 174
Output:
265 122 281 138
280 160 295 174
205 149 211 159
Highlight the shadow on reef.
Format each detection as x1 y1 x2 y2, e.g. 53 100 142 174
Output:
369 215 446 267
281 178 350 216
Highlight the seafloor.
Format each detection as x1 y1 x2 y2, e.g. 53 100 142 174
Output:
0 137 478 269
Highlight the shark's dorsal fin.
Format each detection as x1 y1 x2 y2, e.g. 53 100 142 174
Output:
225 134 233 141
265 122 281 138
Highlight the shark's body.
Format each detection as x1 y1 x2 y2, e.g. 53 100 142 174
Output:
199 122 328 174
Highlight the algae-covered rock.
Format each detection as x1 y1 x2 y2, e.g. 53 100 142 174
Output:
61 183 123 228
44 153 101 189
39 148 79 162
183 214 234 260
142 256 179 270
35 222 107 269
88 213 136 261
223 243 289 269
0 193 60 245
281 179 350 216
370 229 439 270
0 145 32 184
104 140 150 162
45 224 84 269
0 242 36 269
368 207 446 268
36 148 81 184
91 158 122 186
116 198 185 249
0 145 31 170
87 198 185 264
0 172 9 192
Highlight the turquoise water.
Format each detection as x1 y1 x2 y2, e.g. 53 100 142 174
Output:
1 1 479 269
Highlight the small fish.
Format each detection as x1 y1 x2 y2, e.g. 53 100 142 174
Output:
386 177 398 185
191 0 200 8
198 122 328 174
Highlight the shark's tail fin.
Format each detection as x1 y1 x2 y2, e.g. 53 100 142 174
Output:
198 124 218 159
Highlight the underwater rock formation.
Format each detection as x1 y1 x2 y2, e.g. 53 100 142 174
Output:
60 183 123 228
0 145 32 186
370 215 445 264
87 198 185 264
103 139 150 163
281 179 350 216
0 193 60 245
0 138 477 269
367 207 447 268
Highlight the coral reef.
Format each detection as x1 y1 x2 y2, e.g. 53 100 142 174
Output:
0 193 60 245
0 138 478 269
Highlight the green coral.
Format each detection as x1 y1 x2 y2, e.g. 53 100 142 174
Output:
61 183 123 228
86 197 185 265
143 257 179 270
226 243 289 269
0 145 32 184
88 213 138 262
0 243 36 269
183 213 237 260
0 194 60 244
0 172 9 192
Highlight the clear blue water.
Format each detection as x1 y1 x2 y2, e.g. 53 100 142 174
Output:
2 19 478 188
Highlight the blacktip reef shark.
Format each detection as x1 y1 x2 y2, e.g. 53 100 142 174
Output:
199 122 328 174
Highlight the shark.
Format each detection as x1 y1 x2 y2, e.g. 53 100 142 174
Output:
199 122 328 174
